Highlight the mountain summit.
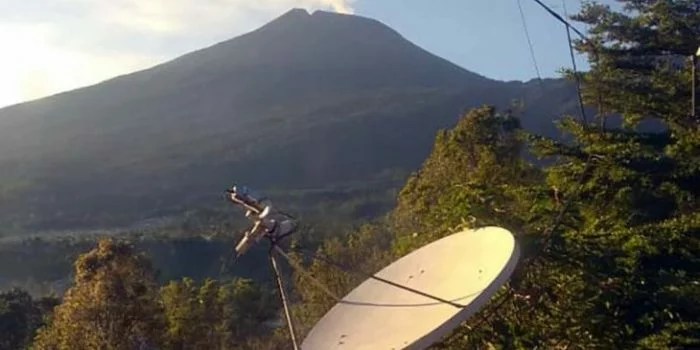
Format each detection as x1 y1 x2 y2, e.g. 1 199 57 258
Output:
145 7 492 99
0 9 576 232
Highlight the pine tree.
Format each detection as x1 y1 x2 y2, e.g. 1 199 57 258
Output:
520 0 700 347
388 2 700 347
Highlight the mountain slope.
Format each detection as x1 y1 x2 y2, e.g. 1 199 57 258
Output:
0 9 578 232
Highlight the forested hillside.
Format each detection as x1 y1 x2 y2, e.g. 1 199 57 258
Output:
0 9 579 234
2 1 699 349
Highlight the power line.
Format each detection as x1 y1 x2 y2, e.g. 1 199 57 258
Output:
217 0 602 344
468 0 599 331
516 0 544 90
264 0 600 336
531 0 587 40
541 0 597 127
559 0 588 124
566 25 588 125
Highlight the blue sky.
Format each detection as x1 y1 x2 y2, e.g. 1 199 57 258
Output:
358 0 591 81
0 0 605 108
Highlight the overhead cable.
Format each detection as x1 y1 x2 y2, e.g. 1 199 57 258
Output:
516 0 544 90
468 0 600 330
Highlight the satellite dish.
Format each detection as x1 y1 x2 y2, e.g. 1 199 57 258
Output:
301 226 520 350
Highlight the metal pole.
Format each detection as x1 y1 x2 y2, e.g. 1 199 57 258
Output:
269 248 300 350
692 54 697 118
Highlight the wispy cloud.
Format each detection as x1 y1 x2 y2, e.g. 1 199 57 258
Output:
100 0 356 33
0 0 356 108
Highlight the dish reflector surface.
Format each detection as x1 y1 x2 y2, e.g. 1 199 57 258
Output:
301 226 519 350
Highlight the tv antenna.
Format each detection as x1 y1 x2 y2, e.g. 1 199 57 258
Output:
223 185 301 347
223 185 520 350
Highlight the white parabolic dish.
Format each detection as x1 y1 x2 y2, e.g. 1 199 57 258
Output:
301 226 520 350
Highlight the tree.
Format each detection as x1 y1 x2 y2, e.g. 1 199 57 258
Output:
160 277 275 349
32 239 165 350
386 105 583 348
536 1 700 347
390 105 543 255
464 0 700 347
384 6 700 342
0 289 58 350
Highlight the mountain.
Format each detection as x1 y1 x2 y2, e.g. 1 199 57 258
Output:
0 9 579 232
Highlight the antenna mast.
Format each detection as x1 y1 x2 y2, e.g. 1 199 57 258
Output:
693 46 699 118
223 185 506 349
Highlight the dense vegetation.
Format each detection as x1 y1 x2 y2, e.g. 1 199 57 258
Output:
2 1 699 349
